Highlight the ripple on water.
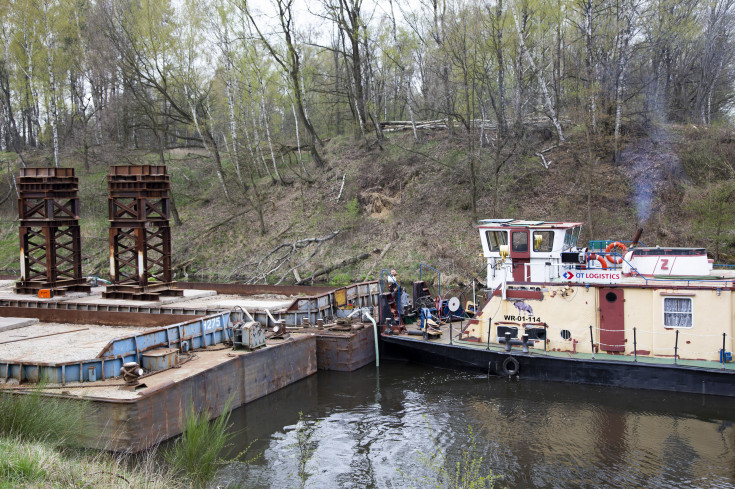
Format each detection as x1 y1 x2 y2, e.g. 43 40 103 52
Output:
217 362 735 489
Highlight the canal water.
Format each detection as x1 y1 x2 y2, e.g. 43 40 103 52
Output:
218 361 735 488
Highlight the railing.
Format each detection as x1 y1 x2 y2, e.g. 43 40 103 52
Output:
419 263 441 297
478 320 733 369
519 255 735 288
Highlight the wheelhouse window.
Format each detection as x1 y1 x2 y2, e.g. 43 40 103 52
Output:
533 231 554 252
485 231 508 251
563 227 581 251
512 231 529 252
663 297 693 328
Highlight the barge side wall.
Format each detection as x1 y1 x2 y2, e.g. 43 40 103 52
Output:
80 335 317 451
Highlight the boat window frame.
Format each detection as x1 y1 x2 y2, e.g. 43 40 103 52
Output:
562 226 582 251
511 230 529 253
532 231 555 252
485 230 509 252
662 296 693 329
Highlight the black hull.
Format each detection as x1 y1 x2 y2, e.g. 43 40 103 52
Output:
380 335 735 397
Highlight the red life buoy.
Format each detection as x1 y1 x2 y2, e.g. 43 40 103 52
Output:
605 241 627 264
588 253 608 269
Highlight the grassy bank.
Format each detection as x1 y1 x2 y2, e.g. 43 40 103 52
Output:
0 388 241 489
0 437 183 489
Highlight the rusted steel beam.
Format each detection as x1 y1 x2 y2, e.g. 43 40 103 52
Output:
15 168 89 295
0 306 198 327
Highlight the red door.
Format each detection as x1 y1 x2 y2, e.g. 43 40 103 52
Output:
599 287 624 352
511 230 530 282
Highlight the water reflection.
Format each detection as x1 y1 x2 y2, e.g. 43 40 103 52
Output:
218 361 735 488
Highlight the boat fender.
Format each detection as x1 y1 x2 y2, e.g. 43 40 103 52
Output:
501 356 520 376
605 241 627 264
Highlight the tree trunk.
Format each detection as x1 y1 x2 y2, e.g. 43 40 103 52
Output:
511 4 565 142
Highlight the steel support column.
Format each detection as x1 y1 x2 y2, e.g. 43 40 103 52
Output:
15 167 90 295
104 165 180 301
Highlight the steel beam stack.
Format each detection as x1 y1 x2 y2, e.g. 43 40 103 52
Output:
104 165 182 301
15 167 91 295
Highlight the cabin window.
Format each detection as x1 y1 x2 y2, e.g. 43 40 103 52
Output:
512 231 529 252
533 231 554 252
485 231 508 251
563 227 581 250
663 297 693 328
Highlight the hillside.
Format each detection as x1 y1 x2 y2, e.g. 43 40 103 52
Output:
0 123 733 291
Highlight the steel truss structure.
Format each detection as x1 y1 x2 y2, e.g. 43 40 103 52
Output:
15 167 91 295
104 165 181 301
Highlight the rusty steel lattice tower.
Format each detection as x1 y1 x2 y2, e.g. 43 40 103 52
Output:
104 165 182 300
15 167 91 295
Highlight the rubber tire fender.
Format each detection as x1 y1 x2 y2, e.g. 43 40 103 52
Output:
501 355 520 376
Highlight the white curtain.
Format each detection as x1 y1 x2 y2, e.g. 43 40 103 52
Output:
664 298 692 327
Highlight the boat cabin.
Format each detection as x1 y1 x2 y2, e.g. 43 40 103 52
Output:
471 219 735 363
478 219 583 288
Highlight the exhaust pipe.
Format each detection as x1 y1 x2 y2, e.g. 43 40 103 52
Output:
631 228 643 248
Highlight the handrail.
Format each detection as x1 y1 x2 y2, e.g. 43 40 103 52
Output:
419 263 441 296
518 258 735 288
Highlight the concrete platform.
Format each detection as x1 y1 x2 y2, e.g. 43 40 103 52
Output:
0 317 39 333
0 323 145 362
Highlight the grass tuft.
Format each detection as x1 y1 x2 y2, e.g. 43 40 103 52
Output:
0 386 88 446
164 396 250 488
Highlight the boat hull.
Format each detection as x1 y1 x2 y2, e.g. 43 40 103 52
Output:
380 334 735 397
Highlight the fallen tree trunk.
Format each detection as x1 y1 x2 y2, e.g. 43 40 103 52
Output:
296 249 379 285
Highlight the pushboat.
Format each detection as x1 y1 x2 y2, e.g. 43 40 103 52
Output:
378 220 735 397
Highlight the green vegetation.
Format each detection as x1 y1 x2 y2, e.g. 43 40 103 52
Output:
0 437 181 489
0 388 251 489
164 396 255 488
406 419 500 489
0 386 86 444
290 411 320 489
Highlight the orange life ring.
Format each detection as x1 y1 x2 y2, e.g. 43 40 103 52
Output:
588 253 608 269
605 241 627 264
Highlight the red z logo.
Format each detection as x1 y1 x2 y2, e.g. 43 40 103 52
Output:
660 259 669 270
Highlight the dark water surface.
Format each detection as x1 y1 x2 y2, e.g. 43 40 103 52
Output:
218 361 735 488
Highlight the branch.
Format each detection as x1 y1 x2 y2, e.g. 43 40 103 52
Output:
295 249 379 285
244 230 341 284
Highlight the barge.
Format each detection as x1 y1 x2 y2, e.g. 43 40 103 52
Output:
0 280 380 450
379 220 735 397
